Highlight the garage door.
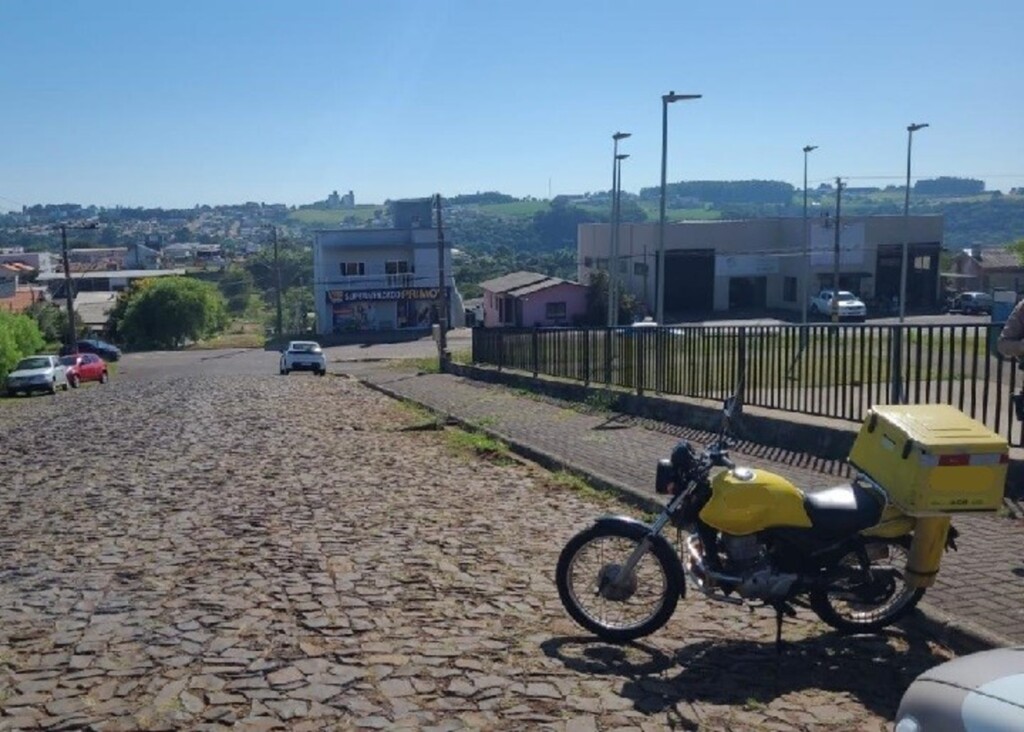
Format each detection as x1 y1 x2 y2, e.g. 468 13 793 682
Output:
664 249 714 315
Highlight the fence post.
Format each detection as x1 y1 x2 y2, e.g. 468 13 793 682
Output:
583 329 591 386
604 327 613 387
637 330 646 396
890 326 903 404
532 328 539 378
737 327 748 392
497 330 504 372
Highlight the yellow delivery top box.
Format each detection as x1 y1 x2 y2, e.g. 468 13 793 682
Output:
848 404 1008 515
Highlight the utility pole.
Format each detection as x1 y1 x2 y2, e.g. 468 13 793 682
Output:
435 194 449 368
831 178 843 324
59 225 76 351
271 226 283 338
57 222 98 352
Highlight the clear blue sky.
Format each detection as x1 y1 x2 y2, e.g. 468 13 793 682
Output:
1 0 1021 211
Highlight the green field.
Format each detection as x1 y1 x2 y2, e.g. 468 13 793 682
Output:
475 201 550 217
288 206 381 227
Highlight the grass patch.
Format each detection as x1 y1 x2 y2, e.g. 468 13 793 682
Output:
446 428 514 464
546 471 616 505
388 357 441 374
189 319 267 350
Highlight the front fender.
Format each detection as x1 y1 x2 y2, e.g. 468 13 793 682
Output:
592 516 685 598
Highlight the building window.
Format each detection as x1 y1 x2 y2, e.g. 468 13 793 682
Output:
545 302 567 321
596 258 608 271
783 277 797 303
385 260 411 274
634 262 648 276
914 256 930 271
341 262 365 276
583 257 593 268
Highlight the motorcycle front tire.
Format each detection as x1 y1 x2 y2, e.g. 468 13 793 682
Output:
555 522 681 643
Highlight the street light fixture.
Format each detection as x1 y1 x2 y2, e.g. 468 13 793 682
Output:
899 122 929 323
656 91 701 326
801 145 818 325
608 132 631 327
56 221 99 353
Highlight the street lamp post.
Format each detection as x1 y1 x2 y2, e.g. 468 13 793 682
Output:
57 221 98 353
608 132 631 327
801 145 818 325
610 153 630 326
656 91 701 326
899 122 929 323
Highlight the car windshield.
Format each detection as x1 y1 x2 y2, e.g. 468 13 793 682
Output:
59 356 79 366
835 292 857 301
15 357 50 370
289 342 321 352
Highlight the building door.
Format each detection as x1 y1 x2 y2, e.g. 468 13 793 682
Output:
664 249 714 316
728 277 768 310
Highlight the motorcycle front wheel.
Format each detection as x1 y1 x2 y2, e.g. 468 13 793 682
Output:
555 523 681 643
809 537 924 634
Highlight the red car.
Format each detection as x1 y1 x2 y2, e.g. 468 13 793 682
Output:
59 353 109 388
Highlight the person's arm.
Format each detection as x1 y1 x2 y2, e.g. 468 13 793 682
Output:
997 300 1024 358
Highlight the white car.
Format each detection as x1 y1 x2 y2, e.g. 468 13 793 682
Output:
810 289 867 321
279 340 327 376
4 355 70 396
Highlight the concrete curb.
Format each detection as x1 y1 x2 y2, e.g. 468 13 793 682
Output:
359 373 1014 654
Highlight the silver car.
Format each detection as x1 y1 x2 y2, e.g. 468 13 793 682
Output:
4 355 70 396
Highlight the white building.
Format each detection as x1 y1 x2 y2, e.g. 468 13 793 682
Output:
312 200 463 336
578 215 944 316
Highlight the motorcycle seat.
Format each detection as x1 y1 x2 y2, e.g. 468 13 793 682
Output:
803 482 884 538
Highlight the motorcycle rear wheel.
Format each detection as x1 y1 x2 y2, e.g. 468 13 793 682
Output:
810 537 924 634
555 523 680 643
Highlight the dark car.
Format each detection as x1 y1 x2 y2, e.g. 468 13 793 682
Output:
61 339 122 362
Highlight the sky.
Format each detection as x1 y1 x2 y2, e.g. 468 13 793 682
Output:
1 0 1022 211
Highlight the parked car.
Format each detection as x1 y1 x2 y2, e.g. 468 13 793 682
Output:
896 646 1024 731
59 353 110 388
280 340 327 376
4 355 69 396
60 339 122 361
810 289 867 321
952 291 994 316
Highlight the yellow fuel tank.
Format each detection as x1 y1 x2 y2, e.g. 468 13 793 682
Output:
699 467 813 535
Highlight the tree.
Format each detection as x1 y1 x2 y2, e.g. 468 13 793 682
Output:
279 286 314 334
583 270 642 326
218 266 256 315
24 301 86 345
117 277 229 350
0 311 45 380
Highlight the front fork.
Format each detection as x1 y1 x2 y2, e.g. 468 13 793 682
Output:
603 501 678 594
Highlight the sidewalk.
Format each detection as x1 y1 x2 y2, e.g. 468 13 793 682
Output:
341 361 1024 650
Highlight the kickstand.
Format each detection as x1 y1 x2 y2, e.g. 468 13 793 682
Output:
773 602 797 657
774 607 784 657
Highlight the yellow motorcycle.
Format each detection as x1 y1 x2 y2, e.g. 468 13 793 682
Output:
556 386 1006 644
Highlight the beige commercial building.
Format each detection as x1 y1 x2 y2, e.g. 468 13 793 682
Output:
578 215 944 317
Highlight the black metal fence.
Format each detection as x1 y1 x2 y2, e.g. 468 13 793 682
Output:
472 324 1023 445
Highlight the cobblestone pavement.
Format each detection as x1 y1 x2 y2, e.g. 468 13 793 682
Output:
345 364 1024 650
0 353 960 730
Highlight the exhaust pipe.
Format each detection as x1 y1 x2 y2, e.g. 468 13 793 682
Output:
683 536 744 604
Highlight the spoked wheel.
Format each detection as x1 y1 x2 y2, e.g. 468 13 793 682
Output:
555 523 680 643
810 537 924 634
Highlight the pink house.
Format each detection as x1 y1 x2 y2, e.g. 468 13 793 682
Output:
479 271 588 328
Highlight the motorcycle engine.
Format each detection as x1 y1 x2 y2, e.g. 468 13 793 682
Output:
720 534 797 601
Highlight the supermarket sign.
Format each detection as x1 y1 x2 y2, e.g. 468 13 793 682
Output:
326 287 443 304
